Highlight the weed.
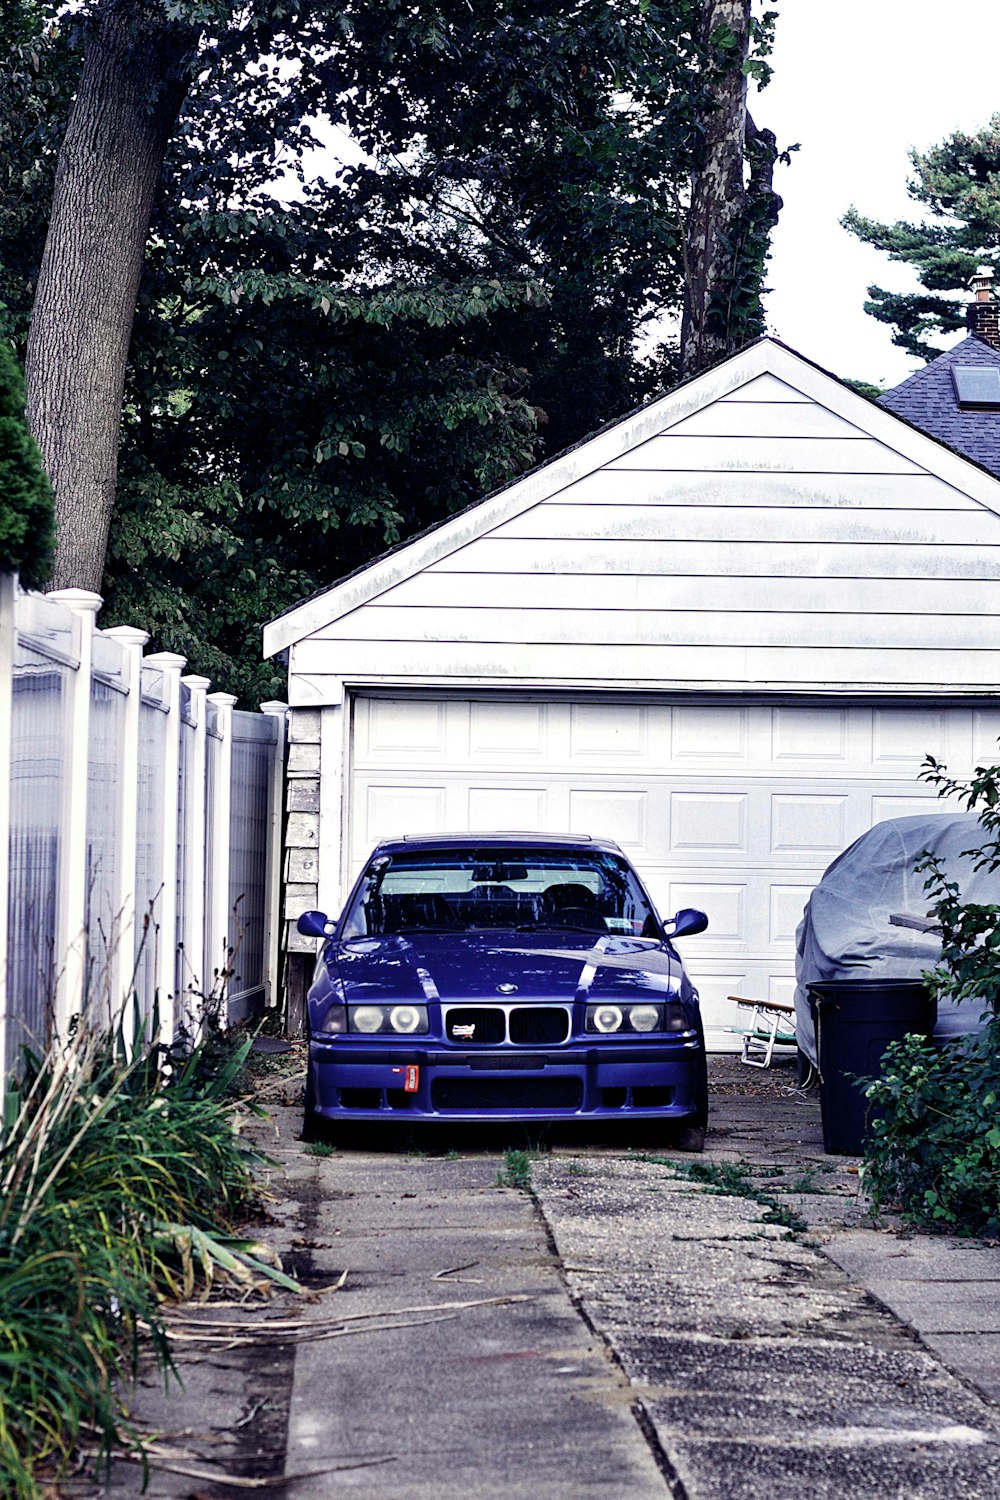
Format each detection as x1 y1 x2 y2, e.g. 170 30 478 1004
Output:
790 1170 826 1195
564 1160 591 1176
667 1160 807 1237
303 1141 337 1158
497 1148 534 1189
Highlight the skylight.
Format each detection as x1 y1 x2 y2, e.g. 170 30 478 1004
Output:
952 366 1000 409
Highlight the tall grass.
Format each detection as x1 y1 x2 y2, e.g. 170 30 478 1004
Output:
0 1001 280 1496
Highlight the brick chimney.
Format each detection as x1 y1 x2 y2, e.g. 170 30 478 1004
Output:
967 266 1000 347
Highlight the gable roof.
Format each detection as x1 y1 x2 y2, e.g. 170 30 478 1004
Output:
879 333 1000 478
264 335 1000 657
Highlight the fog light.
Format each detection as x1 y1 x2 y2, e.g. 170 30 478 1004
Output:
352 1005 386 1034
390 1004 427 1034
628 1004 660 1033
591 1004 623 1033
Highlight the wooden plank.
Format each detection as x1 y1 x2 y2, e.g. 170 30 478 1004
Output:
367 570 1000 617
543 469 980 511
289 637 1000 687
425 537 1000 580
490 504 1000 547
607 435 923 474
309 606 1000 653
662 402 869 439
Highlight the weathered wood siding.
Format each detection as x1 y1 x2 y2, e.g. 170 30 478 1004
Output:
283 358 1000 705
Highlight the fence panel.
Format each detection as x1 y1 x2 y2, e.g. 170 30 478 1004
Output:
4 601 75 1072
228 712 281 1022
86 632 128 1019
0 577 287 1070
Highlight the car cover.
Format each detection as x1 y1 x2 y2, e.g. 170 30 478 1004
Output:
794 812 994 1063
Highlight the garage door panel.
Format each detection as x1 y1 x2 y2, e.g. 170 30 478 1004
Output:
469 700 549 758
771 705 851 765
972 709 1000 764
770 793 849 854
669 704 752 764
871 793 948 823
770 885 813 944
467 785 548 832
670 792 749 852
569 701 650 761
347 694 986 1050
358 784 447 859
568 788 647 851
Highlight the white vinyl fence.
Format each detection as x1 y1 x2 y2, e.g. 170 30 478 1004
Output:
0 575 287 1075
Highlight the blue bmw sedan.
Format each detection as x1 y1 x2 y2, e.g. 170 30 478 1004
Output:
297 834 710 1149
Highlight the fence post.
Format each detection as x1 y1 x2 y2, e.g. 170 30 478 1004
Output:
143 652 186 1040
46 588 102 1033
0 572 16 1072
101 625 148 1019
259 700 288 1012
179 674 211 1019
205 692 237 1007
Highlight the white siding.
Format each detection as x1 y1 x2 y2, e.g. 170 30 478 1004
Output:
284 353 1000 705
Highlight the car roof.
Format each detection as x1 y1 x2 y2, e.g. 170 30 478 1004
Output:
371 832 624 856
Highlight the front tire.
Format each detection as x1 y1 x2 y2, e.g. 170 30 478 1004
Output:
302 1053 322 1142
671 1018 708 1152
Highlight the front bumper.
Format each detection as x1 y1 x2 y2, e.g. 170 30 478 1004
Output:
307 1036 704 1124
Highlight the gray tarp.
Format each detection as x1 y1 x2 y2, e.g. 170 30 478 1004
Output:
794 812 993 1063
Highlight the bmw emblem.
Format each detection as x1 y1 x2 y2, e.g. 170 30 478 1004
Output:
496 983 518 995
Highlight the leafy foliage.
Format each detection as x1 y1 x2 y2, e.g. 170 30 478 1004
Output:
0 1006 287 1494
0 340 53 588
862 1023 1000 1237
0 1 780 701
842 116 1000 360
860 749 1000 1235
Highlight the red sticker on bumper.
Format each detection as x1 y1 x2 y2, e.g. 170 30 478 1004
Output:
404 1064 419 1093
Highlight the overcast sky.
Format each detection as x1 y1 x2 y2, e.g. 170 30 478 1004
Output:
760 0 1000 389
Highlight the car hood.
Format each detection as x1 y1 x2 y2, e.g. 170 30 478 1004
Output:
332 931 684 1005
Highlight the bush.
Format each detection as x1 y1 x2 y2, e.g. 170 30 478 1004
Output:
0 1006 290 1496
863 1019 1000 1236
861 749 1000 1236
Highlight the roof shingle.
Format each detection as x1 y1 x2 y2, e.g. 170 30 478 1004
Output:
879 333 1000 478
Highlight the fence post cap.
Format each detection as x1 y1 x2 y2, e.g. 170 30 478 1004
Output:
144 650 188 671
260 699 289 715
102 624 149 647
45 587 103 615
207 691 239 708
181 673 212 692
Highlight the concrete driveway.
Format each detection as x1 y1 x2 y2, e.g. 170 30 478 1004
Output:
98 1057 1000 1498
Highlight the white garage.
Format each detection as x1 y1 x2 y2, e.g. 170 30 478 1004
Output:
265 338 1000 1048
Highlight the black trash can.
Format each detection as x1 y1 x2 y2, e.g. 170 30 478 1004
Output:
807 979 937 1155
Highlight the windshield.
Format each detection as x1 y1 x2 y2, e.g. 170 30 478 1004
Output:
342 847 660 940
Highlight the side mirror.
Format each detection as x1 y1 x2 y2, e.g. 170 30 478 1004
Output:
297 910 333 939
668 907 709 938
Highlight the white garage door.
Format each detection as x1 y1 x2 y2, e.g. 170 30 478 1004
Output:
347 695 997 1049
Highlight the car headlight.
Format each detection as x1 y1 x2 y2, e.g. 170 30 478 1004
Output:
586 1002 676 1034
347 1004 429 1035
352 1005 386 1034
390 1004 425 1034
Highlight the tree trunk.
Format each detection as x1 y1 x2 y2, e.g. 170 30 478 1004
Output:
26 1 195 592
679 0 751 380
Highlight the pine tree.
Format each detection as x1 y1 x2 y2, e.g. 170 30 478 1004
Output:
843 116 1000 361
